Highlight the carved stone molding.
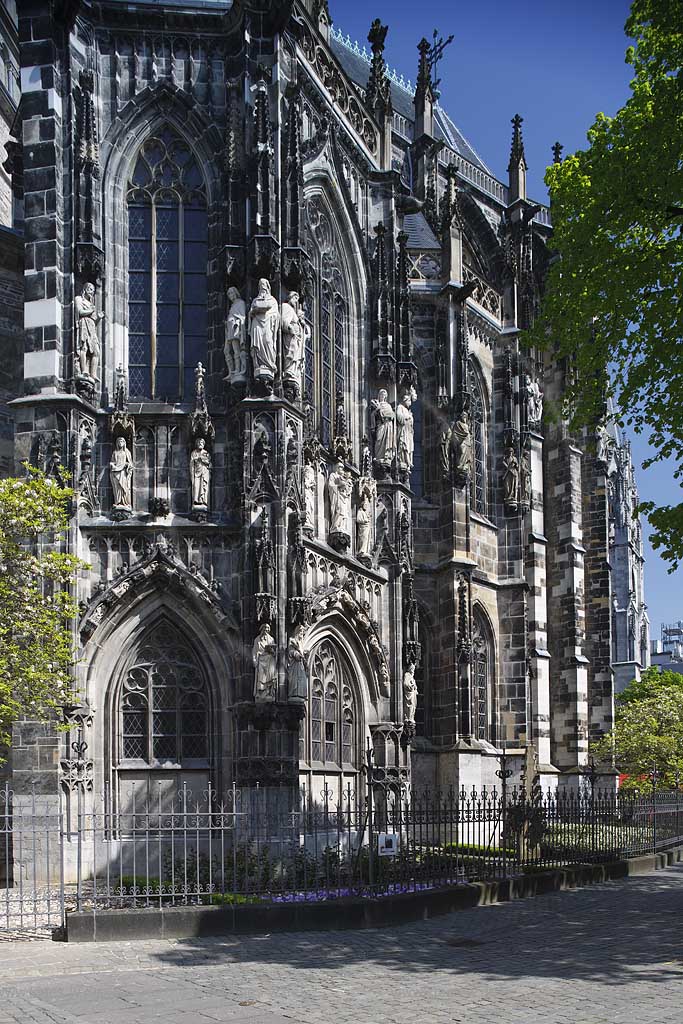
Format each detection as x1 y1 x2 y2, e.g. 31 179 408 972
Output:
79 544 238 641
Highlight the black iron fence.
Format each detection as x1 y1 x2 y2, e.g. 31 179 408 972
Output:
2 780 683 933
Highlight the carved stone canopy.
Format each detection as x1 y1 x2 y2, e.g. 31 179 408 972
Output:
79 543 238 642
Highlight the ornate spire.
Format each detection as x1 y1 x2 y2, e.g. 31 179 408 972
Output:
284 88 304 248
365 19 392 116
333 388 352 463
396 230 412 364
552 141 564 164
508 114 527 172
114 364 127 412
75 70 99 176
508 114 528 203
190 362 215 443
441 161 462 235
416 37 432 97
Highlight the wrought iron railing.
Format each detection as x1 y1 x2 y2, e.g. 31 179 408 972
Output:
2 781 683 932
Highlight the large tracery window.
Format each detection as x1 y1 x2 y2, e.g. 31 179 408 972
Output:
304 196 348 450
127 125 208 401
472 613 494 743
470 366 488 516
119 623 209 766
300 641 358 774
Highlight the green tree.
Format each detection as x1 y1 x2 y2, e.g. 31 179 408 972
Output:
526 0 683 568
593 668 683 790
0 468 82 759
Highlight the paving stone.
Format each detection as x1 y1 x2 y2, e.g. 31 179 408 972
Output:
3 866 683 1023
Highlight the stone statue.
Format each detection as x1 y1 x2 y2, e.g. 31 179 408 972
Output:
396 387 416 475
287 625 308 703
521 450 532 507
503 446 520 504
403 661 418 724
370 389 396 471
327 461 353 537
249 278 279 382
224 286 247 382
109 436 133 510
75 281 104 379
304 461 316 533
190 437 211 509
452 410 473 475
356 497 372 563
253 622 277 702
281 291 308 387
595 422 610 465
355 475 375 563
525 375 544 427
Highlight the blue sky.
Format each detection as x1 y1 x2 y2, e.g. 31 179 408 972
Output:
335 0 681 638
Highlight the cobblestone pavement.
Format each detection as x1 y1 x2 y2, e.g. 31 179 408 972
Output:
2 865 683 1024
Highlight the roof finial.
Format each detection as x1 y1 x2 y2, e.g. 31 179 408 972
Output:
552 141 564 164
366 18 391 115
508 113 527 172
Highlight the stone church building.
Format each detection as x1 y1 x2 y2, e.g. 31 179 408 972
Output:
0 0 650 828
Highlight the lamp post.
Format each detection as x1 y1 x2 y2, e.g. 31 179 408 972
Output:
495 749 513 879
579 757 599 861
649 763 662 854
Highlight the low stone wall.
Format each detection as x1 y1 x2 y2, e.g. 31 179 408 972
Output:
60 845 683 943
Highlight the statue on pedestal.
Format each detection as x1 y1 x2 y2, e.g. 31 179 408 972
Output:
253 623 277 702
224 287 247 383
403 661 418 724
190 437 211 510
396 387 417 479
370 389 396 475
503 446 520 506
109 436 133 512
327 460 353 551
75 281 104 380
355 475 376 566
452 410 473 477
281 291 308 392
524 375 544 428
287 625 308 703
249 278 279 385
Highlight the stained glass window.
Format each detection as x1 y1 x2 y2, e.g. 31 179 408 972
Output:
470 367 487 515
472 615 493 743
321 286 332 447
120 623 209 764
127 125 207 400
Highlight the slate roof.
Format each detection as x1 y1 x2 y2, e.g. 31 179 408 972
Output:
403 212 441 251
330 32 493 175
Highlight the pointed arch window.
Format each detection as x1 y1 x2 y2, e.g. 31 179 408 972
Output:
472 614 494 743
470 365 488 515
301 641 358 769
127 125 207 401
119 622 209 765
304 197 348 450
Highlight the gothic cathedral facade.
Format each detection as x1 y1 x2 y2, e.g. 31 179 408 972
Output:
1 0 649 834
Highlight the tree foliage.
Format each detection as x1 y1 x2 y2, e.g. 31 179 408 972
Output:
593 668 683 789
525 0 683 568
0 468 82 758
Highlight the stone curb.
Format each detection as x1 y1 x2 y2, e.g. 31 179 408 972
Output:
58 845 683 943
